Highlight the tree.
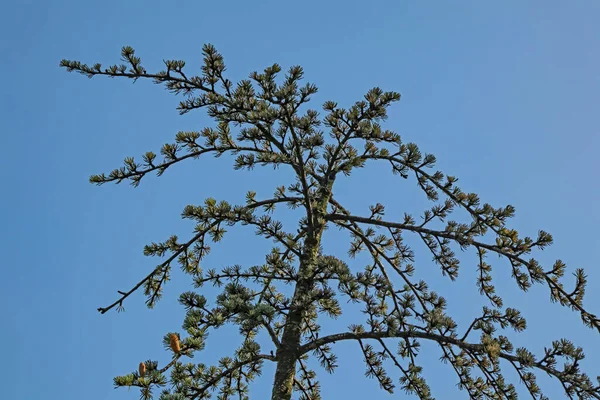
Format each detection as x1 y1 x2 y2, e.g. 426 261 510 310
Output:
60 44 600 400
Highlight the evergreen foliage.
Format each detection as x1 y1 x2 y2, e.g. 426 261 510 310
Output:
61 44 599 400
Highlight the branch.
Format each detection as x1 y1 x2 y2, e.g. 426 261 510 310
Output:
327 196 431 322
293 377 313 400
280 110 314 232
97 229 209 314
326 198 535 397
195 272 297 285
92 144 278 186
189 353 276 400
324 212 600 332
299 330 600 399
98 196 302 314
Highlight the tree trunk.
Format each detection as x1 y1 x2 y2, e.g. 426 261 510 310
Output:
269 280 309 399
270 186 331 400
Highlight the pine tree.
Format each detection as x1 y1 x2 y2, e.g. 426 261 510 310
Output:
61 45 600 400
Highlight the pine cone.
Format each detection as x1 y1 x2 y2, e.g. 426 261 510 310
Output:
170 334 180 353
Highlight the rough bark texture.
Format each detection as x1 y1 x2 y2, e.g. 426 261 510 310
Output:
270 183 332 400
269 280 310 399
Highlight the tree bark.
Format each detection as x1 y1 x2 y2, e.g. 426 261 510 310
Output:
269 279 310 399
270 185 332 400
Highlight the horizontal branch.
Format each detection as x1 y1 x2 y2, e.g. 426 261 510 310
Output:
326 213 467 244
299 329 599 399
196 272 297 285
325 213 600 332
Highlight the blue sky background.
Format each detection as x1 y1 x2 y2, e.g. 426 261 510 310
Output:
1 1 599 399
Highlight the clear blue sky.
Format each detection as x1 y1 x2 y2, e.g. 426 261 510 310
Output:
1 1 599 399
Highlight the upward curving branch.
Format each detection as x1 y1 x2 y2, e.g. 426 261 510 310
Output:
99 195 304 314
